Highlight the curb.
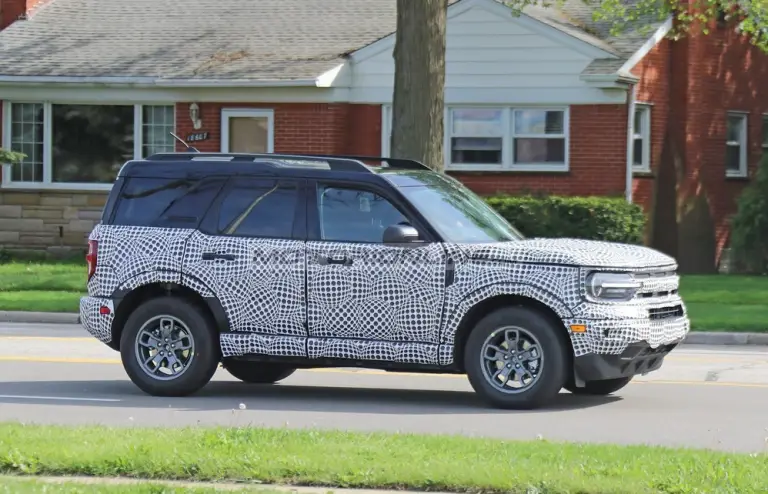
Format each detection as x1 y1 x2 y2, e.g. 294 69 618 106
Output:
0 311 79 325
1 311 767 346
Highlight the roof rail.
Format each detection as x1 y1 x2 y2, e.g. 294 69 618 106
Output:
144 152 432 172
281 152 430 171
144 152 371 172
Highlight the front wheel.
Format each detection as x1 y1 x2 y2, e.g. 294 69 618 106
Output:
120 296 220 397
222 360 296 384
565 376 632 396
464 306 569 410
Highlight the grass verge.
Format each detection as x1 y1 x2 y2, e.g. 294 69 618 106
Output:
0 423 766 493
1 259 768 332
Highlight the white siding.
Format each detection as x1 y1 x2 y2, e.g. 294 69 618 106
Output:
349 3 623 105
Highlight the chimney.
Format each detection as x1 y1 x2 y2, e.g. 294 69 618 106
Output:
1 0 51 30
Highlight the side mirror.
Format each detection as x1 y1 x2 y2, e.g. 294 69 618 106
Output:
383 224 421 245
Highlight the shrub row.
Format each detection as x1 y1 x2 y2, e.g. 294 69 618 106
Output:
728 157 768 274
484 194 647 244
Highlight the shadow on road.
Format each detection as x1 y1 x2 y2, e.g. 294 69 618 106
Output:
0 379 621 414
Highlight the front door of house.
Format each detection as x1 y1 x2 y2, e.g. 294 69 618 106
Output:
221 109 274 153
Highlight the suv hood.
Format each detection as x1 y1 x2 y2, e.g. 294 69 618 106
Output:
462 238 677 270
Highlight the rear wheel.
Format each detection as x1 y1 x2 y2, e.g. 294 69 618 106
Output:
120 296 220 397
565 376 632 396
222 360 296 384
464 306 569 410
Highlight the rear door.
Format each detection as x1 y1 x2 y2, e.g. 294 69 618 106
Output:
182 176 308 358
90 175 227 298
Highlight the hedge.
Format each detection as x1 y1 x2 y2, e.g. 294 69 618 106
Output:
485 195 647 244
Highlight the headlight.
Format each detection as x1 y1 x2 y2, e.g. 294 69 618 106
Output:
585 272 641 301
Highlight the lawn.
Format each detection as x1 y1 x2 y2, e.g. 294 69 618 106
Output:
1 259 767 332
0 422 766 493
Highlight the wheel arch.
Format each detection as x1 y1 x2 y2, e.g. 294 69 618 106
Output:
108 281 228 351
450 293 574 373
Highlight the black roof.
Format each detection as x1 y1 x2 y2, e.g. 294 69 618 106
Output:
118 152 438 187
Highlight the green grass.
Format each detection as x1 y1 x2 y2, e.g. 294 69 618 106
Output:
1 259 767 332
0 423 766 494
0 261 85 313
0 476 270 493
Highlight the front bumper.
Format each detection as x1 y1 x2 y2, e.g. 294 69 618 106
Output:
574 340 681 382
565 298 690 382
79 296 115 345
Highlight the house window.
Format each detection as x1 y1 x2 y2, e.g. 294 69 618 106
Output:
726 112 748 177
632 105 651 172
2 102 175 188
511 109 566 168
381 105 569 171
449 108 504 166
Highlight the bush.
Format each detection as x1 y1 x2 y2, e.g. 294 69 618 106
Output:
485 194 647 244
728 157 768 274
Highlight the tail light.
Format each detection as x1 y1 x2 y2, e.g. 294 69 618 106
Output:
86 240 98 281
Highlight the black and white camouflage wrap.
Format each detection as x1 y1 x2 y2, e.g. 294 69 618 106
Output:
80 225 689 365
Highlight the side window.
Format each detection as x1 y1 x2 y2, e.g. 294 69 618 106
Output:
317 185 408 243
111 176 225 228
216 178 298 238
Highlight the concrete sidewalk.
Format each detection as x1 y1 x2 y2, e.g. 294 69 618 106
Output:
2 310 767 346
7 475 440 494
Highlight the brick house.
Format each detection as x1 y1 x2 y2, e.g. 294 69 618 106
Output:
0 0 766 272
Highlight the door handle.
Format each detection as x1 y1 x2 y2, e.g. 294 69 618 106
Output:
202 252 236 261
319 255 353 266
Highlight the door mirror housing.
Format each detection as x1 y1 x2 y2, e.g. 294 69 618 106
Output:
383 224 421 245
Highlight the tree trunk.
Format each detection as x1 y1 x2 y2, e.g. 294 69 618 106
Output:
390 0 447 171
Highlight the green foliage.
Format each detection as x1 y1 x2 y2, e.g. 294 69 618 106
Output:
485 194 647 244
728 156 768 274
0 148 25 165
498 0 768 53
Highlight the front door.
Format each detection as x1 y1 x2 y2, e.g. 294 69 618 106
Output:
183 176 307 358
305 181 448 365
221 109 274 153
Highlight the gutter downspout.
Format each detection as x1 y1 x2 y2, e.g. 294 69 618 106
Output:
625 83 637 203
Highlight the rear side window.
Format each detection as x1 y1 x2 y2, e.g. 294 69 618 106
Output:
111 176 225 228
215 178 298 238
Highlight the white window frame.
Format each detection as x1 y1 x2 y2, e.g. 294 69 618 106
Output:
220 108 275 153
726 111 748 178
381 105 569 172
1 101 176 191
632 104 651 173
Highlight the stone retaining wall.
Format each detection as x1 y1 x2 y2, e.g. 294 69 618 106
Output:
0 190 107 255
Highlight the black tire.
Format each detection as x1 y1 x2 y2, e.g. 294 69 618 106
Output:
565 376 632 396
464 306 569 410
119 296 220 397
222 360 296 384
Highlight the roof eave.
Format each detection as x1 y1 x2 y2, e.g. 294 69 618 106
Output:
580 72 640 87
0 75 323 88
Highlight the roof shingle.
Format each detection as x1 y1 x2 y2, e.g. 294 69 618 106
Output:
0 0 664 81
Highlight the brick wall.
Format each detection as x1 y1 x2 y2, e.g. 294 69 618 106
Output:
454 104 628 198
633 19 768 272
174 102 383 156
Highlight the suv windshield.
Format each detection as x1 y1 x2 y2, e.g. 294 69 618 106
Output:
397 173 524 243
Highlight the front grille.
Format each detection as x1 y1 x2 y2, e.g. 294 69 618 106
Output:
648 305 684 320
633 269 680 300
639 289 679 298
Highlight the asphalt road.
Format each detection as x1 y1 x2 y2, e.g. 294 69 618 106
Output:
1 322 767 453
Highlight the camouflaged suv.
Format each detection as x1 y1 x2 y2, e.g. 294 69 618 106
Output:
79 152 690 409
